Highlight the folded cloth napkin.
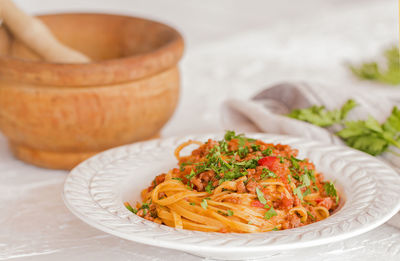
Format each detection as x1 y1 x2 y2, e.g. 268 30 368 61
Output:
223 82 400 228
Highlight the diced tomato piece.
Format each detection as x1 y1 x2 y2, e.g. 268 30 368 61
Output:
155 174 166 185
251 200 265 208
258 156 278 169
315 198 323 203
318 197 334 209
279 196 293 209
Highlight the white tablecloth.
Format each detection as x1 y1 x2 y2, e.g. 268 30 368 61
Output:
1 0 399 260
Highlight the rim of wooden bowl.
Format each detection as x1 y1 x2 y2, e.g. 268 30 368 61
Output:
0 13 184 86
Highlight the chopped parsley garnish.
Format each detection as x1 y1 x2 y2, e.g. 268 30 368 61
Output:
324 182 339 203
201 199 208 210
304 167 316 182
179 161 194 171
307 211 316 221
251 144 261 151
238 146 249 158
261 168 277 179
223 168 247 181
172 177 182 182
227 210 234 216
183 131 271 188
303 188 311 197
141 203 150 209
224 130 237 141
290 156 301 170
217 210 226 216
287 174 293 184
189 202 196 206
223 130 255 147
272 227 279 231
255 187 267 205
293 186 304 201
205 181 214 194
264 206 277 220
186 183 194 190
124 202 138 214
219 140 229 153
185 169 197 180
262 148 273 156
300 173 310 186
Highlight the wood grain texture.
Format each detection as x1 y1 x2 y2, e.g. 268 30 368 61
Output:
0 0 90 63
0 13 183 169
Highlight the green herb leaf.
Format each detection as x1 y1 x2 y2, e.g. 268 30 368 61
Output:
264 206 277 220
293 186 304 201
255 187 267 205
124 202 138 214
261 168 277 179
307 210 316 221
238 146 249 158
179 161 193 171
349 46 400 85
324 182 339 203
219 140 229 153
300 173 310 186
303 188 311 197
227 210 234 216
337 110 400 156
288 98 400 157
287 99 358 127
185 169 197 180
304 167 316 183
262 148 273 156
205 181 214 194
201 199 208 210
290 156 301 170
224 130 236 141
383 106 400 135
141 203 150 209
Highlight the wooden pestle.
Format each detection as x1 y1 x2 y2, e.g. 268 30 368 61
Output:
0 0 90 63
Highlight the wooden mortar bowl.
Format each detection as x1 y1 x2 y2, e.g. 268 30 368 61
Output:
0 13 184 170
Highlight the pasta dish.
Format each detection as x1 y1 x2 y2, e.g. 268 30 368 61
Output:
125 131 340 233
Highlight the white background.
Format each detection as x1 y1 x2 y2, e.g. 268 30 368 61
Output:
1 0 399 260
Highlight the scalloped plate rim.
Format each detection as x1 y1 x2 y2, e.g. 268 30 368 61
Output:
63 133 400 257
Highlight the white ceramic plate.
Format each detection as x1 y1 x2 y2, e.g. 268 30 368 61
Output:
63 133 400 260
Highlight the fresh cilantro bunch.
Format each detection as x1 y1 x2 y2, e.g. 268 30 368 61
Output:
287 99 357 127
349 46 400 85
288 100 400 157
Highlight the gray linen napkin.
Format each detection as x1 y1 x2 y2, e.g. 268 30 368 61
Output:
223 82 400 228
